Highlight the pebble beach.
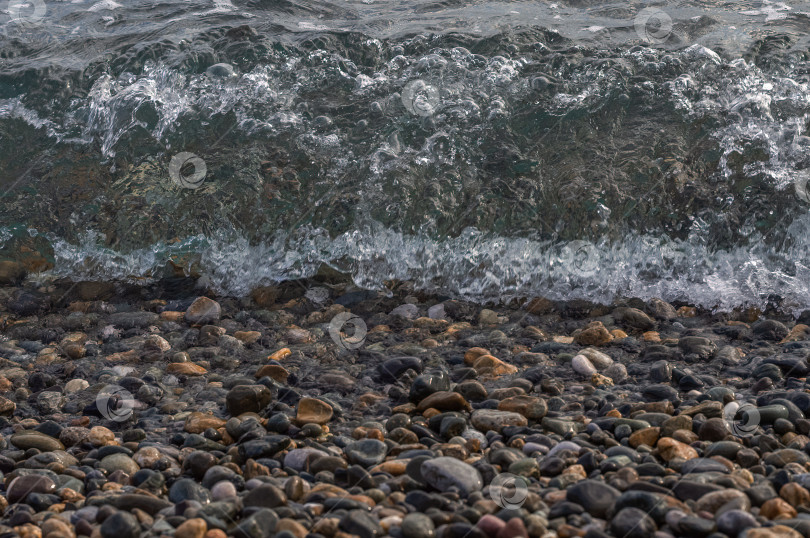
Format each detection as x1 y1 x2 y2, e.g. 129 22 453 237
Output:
0 260 809 538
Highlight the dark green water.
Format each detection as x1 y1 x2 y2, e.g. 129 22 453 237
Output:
3 0 810 311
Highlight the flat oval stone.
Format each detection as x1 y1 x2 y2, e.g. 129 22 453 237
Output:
11 431 64 452
6 475 56 503
566 480 621 518
680 458 729 474
421 457 483 496
345 439 387 467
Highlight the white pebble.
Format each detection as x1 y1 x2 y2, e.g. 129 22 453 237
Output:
580 348 613 370
211 480 237 501
571 355 596 376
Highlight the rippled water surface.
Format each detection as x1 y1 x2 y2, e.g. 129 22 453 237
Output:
4 0 810 311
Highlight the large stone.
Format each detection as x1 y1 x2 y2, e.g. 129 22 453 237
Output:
566 480 621 518
226 385 272 416
421 457 483 496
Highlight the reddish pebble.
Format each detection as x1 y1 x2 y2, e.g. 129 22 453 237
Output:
477 514 506 538
497 518 528 538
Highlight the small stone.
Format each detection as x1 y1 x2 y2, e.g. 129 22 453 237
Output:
661 415 692 438
417 391 471 412
566 480 621 518
185 412 227 434
255 364 289 382
571 355 596 376
226 384 272 416
613 307 656 330
100 511 140 538
176 519 207 538
629 427 660 448
402 513 436 538
296 397 333 425
760 497 798 519
498 395 548 420
579 348 613 369
573 321 613 346
211 480 238 501
345 439 388 467
744 526 802 538
167 363 208 376
610 507 656 538
185 297 221 324
275 519 307 538
657 437 698 461
717 510 758 536
497 518 528 538
421 457 483 496
243 484 287 508
339 509 382 538
472 355 518 376
780 482 810 508
100 453 139 475
471 409 528 432
88 426 116 446
698 418 730 441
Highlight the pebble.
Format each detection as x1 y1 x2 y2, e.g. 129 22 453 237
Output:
0 286 802 538
421 457 483 496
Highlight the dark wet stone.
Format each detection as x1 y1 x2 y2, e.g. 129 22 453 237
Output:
100 511 140 538
378 357 422 382
609 507 656 538
239 436 292 459
549 502 584 518
421 457 483 496
108 311 159 329
169 478 212 504
226 384 273 415
566 480 621 518
677 516 715 536
752 320 789 341
8 291 45 315
410 370 451 403
716 510 757 536
339 509 383 538
611 491 670 523
671 481 724 501
642 385 678 402
681 458 729 474
678 336 717 359
243 484 287 508
345 439 387 467
705 441 743 459
232 508 278 538
6 474 56 503
401 513 435 538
